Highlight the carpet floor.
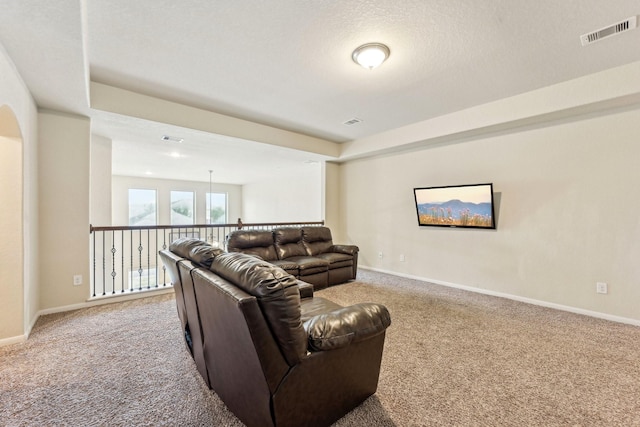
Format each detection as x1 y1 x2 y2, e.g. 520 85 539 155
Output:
1 269 639 426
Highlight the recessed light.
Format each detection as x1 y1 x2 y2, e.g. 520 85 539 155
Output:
169 152 181 158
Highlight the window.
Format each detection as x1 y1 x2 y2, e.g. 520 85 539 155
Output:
206 192 227 224
128 189 157 226
170 191 195 225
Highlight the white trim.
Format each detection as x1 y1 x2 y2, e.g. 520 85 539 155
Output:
359 266 640 327
26 311 39 339
0 335 26 347
37 288 174 316
2 287 175 347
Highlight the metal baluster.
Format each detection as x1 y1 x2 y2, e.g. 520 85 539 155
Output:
111 230 117 294
102 231 106 296
130 230 133 292
147 230 151 289
154 229 158 288
121 230 125 293
137 230 143 292
92 230 96 298
161 228 167 287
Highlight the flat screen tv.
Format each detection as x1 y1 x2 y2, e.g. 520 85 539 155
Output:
413 183 496 229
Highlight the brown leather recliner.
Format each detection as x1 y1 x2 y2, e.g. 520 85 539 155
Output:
226 226 359 290
160 238 391 427
159 239 224 388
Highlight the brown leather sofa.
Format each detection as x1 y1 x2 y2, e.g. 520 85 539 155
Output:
226 226 359 290
160 238 391 427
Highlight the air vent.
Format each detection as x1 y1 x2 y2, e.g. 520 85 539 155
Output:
580 16 637 46
161 135 184 143
343 117 363 126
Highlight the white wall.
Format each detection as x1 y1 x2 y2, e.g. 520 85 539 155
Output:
242 162 323 223
0 42 38 343
111 175 242 226
341 108 640 322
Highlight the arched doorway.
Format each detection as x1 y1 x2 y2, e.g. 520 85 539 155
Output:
0 105 24 341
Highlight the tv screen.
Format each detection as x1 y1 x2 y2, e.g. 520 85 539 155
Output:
413 183 496 229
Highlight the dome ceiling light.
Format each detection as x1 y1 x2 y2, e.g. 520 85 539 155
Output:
352 43 390 70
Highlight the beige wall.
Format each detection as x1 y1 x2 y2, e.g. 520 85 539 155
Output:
340 108 640 322
323 161 344 240
90 134 112 225
0 43 38 344
38 111 91 310
0 133 23 339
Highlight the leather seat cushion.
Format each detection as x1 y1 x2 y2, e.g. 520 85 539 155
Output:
300 296 343 323
285 256 329 275
314 252 353 268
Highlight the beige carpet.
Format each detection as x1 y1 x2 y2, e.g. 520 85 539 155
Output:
1 270 639 426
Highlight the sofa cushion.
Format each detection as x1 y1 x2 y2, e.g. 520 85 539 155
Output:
314 252 353 269
300 296 342 323
304 303 391 351
226 230 278 261
285 256 329 276
169 237 223 268
302 226 334 255
209 252 306 366
274 227 307 259
270 259 299 275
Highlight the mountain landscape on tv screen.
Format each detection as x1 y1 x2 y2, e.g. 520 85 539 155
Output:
417 199 493 227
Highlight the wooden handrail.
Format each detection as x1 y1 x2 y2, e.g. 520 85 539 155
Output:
90 219 324 233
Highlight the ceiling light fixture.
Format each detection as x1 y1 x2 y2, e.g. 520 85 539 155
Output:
352 43 390 70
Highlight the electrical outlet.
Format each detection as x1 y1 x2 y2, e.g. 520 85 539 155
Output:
73 275 83 286
596 282 608 294
400 254 406 262
378 251 383 259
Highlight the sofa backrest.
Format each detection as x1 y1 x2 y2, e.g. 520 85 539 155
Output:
209 252 307 366
169 237 223 267
302 226 334 256
191 267 285 426
273 227 306 259
226 230 278 261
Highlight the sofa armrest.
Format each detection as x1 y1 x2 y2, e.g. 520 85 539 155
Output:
303 303 390 351
297 280 314 299
331 244 359 256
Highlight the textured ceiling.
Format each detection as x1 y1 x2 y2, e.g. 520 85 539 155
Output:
2 1 640 183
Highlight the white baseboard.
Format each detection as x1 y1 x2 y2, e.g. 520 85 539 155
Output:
0 288 176 347
359 266 640 327
37 287 174 317
0 335 27 347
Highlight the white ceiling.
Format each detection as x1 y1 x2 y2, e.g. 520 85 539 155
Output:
2 1 640 183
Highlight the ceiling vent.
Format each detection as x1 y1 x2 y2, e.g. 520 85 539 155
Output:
161 135 184 143
343 117 363 126
580 16 637 46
